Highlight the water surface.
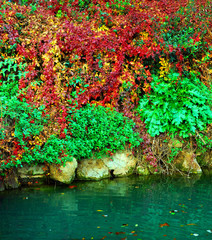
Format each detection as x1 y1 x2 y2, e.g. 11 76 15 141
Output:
0 175 212 240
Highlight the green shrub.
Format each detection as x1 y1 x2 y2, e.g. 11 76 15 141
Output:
3 104 142 169
137 71 212 138
0 96 48 145
20 135 68 166
66 104 143 159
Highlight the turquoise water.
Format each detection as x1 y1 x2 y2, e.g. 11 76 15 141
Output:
0 175 212 240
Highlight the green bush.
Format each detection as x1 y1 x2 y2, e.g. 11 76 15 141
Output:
20 135 68 166
66 104 143 159
3 104 142 169
0 96 48 145
137 71 212 138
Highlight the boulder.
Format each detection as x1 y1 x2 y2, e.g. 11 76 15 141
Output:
17 163 48 184
102 150 137 177
174 150 202 174
50 158 78 184
76 150 137 180
4 169 19 189
18 163 46 176
77 159 110 180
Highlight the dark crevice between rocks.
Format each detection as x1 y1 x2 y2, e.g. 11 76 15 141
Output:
110 169 115 179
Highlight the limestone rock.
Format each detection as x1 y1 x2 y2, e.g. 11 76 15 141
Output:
77 150 137 180
77 159 110 180
18 163 46 176
50 158 78 184
102 150 137 177
174 150 202 174
17 163 48 185
4 169 19 189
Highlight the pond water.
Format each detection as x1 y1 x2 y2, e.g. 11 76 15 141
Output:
0 174 212 240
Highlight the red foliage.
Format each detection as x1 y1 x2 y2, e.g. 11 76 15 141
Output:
0 0 211 167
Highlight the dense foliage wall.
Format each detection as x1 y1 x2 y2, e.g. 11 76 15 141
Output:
0 0 211 173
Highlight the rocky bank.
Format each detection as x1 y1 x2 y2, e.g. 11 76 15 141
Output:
0 148 211 191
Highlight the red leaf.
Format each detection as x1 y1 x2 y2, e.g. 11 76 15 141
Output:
115 232 125 235
69 185 77 189
159 223 170 227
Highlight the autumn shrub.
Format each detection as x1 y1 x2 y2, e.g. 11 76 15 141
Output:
137 71 212 138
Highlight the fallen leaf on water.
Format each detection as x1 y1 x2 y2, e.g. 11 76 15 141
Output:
108 232 113 234
121 238 127 240
97 210 103 212
133 234 138 236
69 185 77 189
97 226 101 228
115 232 125 235
122 224 128 227
187 223 197 226
101 236 106 240
159 223 170 227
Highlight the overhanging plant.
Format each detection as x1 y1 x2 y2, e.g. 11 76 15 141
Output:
137 71 212 138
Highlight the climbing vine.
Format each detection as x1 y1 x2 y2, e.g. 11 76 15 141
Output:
0 0 211 171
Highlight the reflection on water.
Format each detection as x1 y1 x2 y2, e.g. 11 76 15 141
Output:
0 175 212 240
